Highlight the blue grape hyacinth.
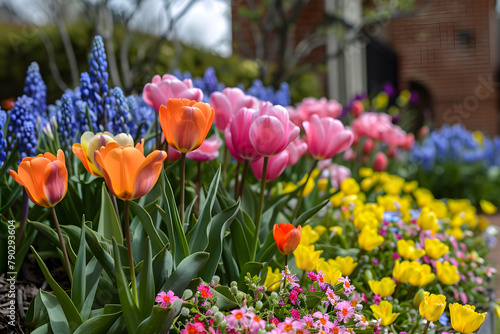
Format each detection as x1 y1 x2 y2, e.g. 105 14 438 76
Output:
23 62 47 117
108 87 132 134
0 109 7 166
88 35 110 129
7 95 37 160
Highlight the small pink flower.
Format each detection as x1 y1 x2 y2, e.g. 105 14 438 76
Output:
155 290 179 307
338 276 355 295
290 308 301 319
180 322 205 334
335 300 355 323
392 252 400 260
197 284 213 298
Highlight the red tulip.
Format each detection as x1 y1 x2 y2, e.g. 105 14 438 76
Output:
273 223 302 255
373 152 388 171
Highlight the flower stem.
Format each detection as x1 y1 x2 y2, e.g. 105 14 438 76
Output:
123 201 137 303
51 207 72 283
409 314 421 334
253 156 268 258
195 161 201 217
16 190 29 251
422 320 430 334
404 285 416 301
155 113 160 149
234 162 240 200
291 159 318 223
180 153 186 224
284 254 288 267
238 160 250 199
222 146 228 185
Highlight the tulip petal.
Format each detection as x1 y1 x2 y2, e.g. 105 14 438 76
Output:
133 150 167 199
43 160 68 206
249 116 285 156
19 157 52 206
73 143 96 176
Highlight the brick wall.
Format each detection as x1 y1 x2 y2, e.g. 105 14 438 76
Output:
387 0 498 135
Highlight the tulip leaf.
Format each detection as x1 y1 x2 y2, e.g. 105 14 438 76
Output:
85 257 103 296
260 188 300 239
198 200 240 281
28 221 77 263
151 244 173 294
80 276 100 322
136 300 182 334
211 286 239 311
222 240 240 283
257 232 278 264
112 239 142 334
39 291 71 334
160 171 189 265
84 226 116 284
160 252 210 297
14 223 38 276
31 247 83 332
73 310 122 334
129 200 165 254
305 291 325 309
25 291 49 329
138 238 155 320
31 323 51 334
72 217 87 312
188 167 221 253
98 183 123 245
294 199 329 227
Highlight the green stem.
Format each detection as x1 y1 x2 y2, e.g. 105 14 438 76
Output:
234 162 240 200
394 283 401 300
404 285 416 302
284 254 288 267
110 191 120 220
222 146 228 185
16 190 29 251
155 113 160 149
51 207 73 283
409 314 421 334
123 201 137 303
300 269 307 288
422 320 430 334
238 160 250 199
195 161 201 217
253 156 268 258
291 159 318 222
180 153 186 224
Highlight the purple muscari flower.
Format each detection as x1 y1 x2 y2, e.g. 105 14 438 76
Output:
7 95 37 161
383 82 396 98
23 62 47 117
410 91 419 104
108 87 132 134
88 36 111 130
0 109 7 165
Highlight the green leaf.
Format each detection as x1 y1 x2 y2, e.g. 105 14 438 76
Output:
138 238 155 320
188 167 221 253
160 171 189 265
14 223 38 275
84 226 116 284
112 239 142 334
160 252 210 297
31 247 83 331
222 240 239 283
80 277 100 322
212 286 238 311
305 291 325 309
260 189 299 239
257 232 278 264
29 221 77 263
72 217 87 312
85 257 103 296
198 200 240 281
229 218 252 268
39 291 71 334
73 310 122 334
152 244 173 292
237 262 265 290
294 199 329 227
98 183 123 245
136 299 182 334
31 323 51 334
25 291 49 329
129 200 165 254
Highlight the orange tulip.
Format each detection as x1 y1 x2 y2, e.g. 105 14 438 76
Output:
9 150 68 207
159 98 215 153
273 223 302 255
94 142 167 201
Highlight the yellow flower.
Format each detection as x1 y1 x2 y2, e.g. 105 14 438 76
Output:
353 206 380 231
315 260 342 285
477 215 490 232
340 177 360 195
408 263 435 287
383 175 405 195
427 200 448 219
436 261 460 285
330 191 345 207
358 226 384 251
419 294 446 322
332 256 358 276
317 178 328 192
417 207 439 233
413 188 434 207
424 239 449 259
480 199 497 215
299 225 320 246
359 167 373 178
361 177 376 192
328 226 342 237
263 267 282 292
403 180 418 193
368 277 396 297
447 227 464 240
449 303 487 333
392 260 413 283
314 225 327 236
448 199 471 215
398 240 425 260
413 289 430 309
370 301 399 326
372 92 389 110
294 245 323 271
473 130 484 144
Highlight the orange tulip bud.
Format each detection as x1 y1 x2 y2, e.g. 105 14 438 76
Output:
94 142 167 201
159 98 215 153
273 223 302 255
9 150 68 207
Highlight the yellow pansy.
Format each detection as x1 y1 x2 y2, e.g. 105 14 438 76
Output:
427 200 448 220
419 294 446 322
417 207 440 233
436 261 460 285
317 178 328 192
370 301 399 326
383 175 405 195
264 267 282 292
372 92 389 109
330 191 345 207
448 199 471 215
424 239 449 259
361 177 376 192
359 167 373 178
353 205 380 230
331 256 358 276
480 199 497 215
408 263 435 287
449 303 487 333
403 180 418 194
368 277 396 297
413 188 434 207
340 178 360 195
282 171 317 197
398 240 425 260
299 225 319 246
294 245 323 271
358 226 384 251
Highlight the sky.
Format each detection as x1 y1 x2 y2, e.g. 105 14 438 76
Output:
1 0 232 57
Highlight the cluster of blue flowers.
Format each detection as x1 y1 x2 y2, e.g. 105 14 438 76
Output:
174 67 292 107
24 62 47 118
0 109 7 166
7 95 38 160
410 124 500 170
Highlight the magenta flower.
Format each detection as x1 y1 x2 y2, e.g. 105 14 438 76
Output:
312 311 335 331
142 74 203 111
325 287 340 306
335 300 355 323
180 322 205 334
186 135 222 162
225 107 261 163
197 284 213 298
249 105 300 157
295 97 342 126
210 87 258 132
226 306 249 329
373 152 388 172
303 114 353 160
250 151 289 182
285 137 308 166
155 290 179 307
338 276 355 295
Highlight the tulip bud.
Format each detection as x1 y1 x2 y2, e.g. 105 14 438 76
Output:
352 100 364 118
413 289 429 309
373 152 388 171
362 139 373 155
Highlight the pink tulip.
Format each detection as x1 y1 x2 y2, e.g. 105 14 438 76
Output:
362 138 373 155
250 151 289 182
210 88 258 132
403 133 415 150
351 100 364 118
186 135 222 162
285 137 308 166
296 97 342 125
303 114 354 160
343 149 357 161
418 125 429 140
142 74 203 111
381 125 407 147
319 161 352 189
167 145 182 162
225 108 261 163
249 105 300 157
351 112 393 140
373 152 388 171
